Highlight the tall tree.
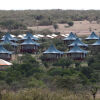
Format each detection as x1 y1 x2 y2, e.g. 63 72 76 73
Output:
34 15 43 31
53 24 58 32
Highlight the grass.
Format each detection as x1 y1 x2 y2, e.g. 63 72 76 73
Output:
1 88 97 100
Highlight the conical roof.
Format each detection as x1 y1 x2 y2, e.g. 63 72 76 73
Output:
69 38 88 47
0 59 12 65
0 45 12 54
67 44 87 54
0 37 18 46
1 33 17 41
21 37 40 46
43 45 64 54
63 32 77 41
92 37 100 46
22 32 38 41
85 32 99 40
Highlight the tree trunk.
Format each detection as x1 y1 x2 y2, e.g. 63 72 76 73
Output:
37 20 39 32
93 95 95 100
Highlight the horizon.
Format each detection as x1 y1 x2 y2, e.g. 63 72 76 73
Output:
0 9 100 11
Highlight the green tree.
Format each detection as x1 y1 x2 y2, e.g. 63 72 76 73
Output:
34 15 43 31
91 86 98 100
53 58 73 69
67 21 74 26
0 20 26 31
53 24 58 32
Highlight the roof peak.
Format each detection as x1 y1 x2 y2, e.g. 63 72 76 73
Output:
68 44 87 53
43 44 63 54
21 37 39 46
0 45 12 54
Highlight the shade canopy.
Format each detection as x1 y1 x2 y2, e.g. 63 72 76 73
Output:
63 32 77 41
1 33 17 41
21 37 40 46
0 37 18 46
92 37 100 46
0 45 12 54
67 44 87 54
85 32 99 40
22 32 38 41
0 59 12 66
69 38 88 47
43 45 64 54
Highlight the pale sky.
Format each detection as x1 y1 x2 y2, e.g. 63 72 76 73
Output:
0 0 100 10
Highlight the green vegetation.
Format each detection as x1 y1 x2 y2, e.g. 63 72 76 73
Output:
0 10 100 100
0 10 100 27
0 51 99 99
67 21 74 26
53 24 59 32
1 88 93 100
0 20 27 31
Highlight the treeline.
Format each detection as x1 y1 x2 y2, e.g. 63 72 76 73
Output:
0 10 100 27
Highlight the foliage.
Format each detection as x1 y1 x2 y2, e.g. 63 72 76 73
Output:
0 20 27 30
0 10 100 27
53 57 73 68
0 49 99 96
67 21 74 26
39 19 52 26
53 24 59 32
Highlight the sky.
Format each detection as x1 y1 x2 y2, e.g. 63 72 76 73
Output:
0 0 100 10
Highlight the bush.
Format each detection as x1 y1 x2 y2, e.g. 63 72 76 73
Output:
39 19 52 26
0 20 27 30
53 57 73 68
67 21 74 26
48 68 63 76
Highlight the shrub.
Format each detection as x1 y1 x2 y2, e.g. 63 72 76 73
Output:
39 19 52 26
67 21 74 26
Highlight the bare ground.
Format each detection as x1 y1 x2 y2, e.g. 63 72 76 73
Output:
28 20 100 36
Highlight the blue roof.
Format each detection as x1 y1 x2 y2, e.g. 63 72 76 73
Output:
67 44 88 54
21 37 40 46
0 37 18 46
0 45 12 54
43 45 64 54
92 37 100 46
63 32 77 41
69 38 88 47
22 32 38 41
1 33 17 41
85 32 99 40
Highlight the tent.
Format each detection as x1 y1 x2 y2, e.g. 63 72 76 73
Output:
67 44 88 60
63 32 77 41
85 32 99 40
21 32 38 41
20 37 40 53
0 59 12 66
68 38 88 47
43 44 63 54
43 45 64 61
0 45 12 60
1 32 18 42
92 38 100 46
0 37 18 46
